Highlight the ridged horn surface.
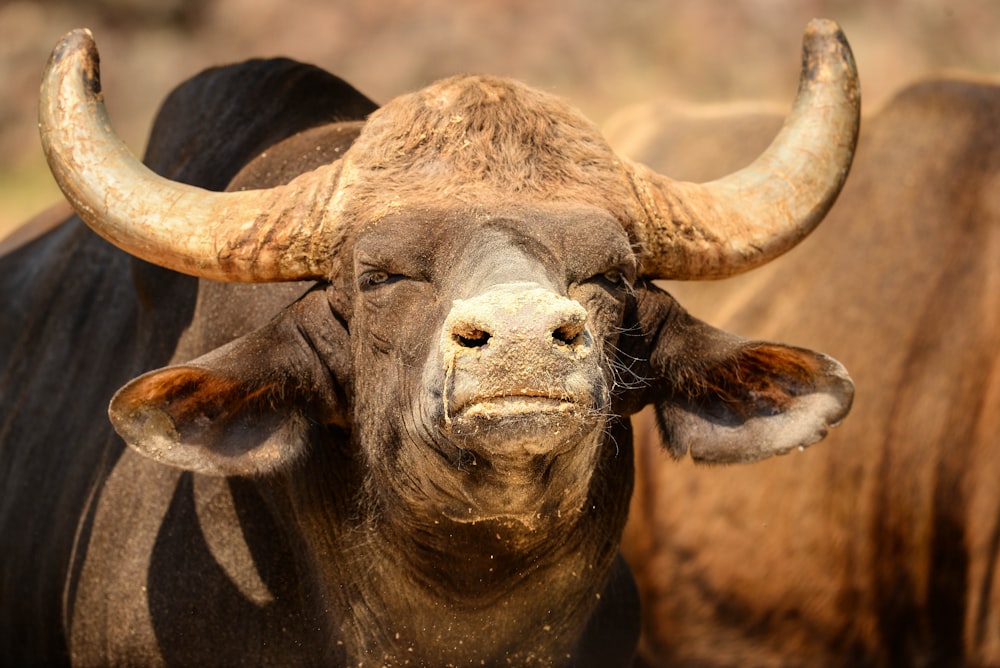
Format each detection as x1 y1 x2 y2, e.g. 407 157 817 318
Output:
39 29 344 282
625 18 860 280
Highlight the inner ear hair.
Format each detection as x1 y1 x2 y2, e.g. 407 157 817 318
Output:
654 339 853 464
678 344 823 421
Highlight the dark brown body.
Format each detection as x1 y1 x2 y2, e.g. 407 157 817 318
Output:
612 78 1000 666
0 58 369 665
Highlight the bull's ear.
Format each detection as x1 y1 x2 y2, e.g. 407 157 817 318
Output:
109 289 351 476
620 281 853 464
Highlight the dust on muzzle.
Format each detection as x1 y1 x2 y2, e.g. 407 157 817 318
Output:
435 283 607 457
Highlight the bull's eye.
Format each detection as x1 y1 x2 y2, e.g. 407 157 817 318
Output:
595 268 632 292
359 270 396 289
571 266 633 300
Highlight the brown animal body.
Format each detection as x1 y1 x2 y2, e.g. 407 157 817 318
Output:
1 22 860 666
609 78 1000 666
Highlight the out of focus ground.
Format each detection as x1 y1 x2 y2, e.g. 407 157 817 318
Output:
1 0 998 236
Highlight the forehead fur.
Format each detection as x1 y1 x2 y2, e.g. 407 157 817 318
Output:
337 75 638 224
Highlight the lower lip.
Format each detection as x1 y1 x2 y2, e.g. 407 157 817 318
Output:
445 397 597 456
456 396 578 419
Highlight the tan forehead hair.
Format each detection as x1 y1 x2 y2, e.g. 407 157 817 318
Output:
336 75 638 224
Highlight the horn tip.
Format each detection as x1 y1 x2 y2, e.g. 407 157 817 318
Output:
799 18 858 102
804 18 844 38
801 18 854 66
50 29 97 65
45 28 102 103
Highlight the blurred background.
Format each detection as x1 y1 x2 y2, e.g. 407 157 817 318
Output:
1 0 998 237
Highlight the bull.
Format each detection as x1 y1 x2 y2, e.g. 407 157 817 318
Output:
1 20 858 666
608 78 1000 665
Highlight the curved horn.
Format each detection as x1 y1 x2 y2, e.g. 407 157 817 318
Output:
626 18 860 280
39 29 344 282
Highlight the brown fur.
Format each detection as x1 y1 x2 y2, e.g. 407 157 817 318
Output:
616 77 1000 666
336 75 640 232
684 345 822 418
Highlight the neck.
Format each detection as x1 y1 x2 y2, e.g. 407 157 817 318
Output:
275 421 634 665
325 499 618 664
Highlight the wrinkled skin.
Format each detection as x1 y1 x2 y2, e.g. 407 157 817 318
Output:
610 78 1000 667
2 54 853 666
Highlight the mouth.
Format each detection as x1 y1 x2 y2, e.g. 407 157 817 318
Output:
443 390 600 457
445 388 592 424
454 392 580 420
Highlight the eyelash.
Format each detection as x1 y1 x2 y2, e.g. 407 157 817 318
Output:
359 270 392 289
602 269 624 285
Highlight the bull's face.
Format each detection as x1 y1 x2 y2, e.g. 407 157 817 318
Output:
348 203 636 524
38 24 858 525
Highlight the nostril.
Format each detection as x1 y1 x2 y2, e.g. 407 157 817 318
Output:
453 327 491 348
552 322 585 346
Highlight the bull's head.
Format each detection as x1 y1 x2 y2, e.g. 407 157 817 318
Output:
38 23 857 533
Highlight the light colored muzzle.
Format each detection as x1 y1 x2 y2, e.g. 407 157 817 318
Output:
439 283 600 427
